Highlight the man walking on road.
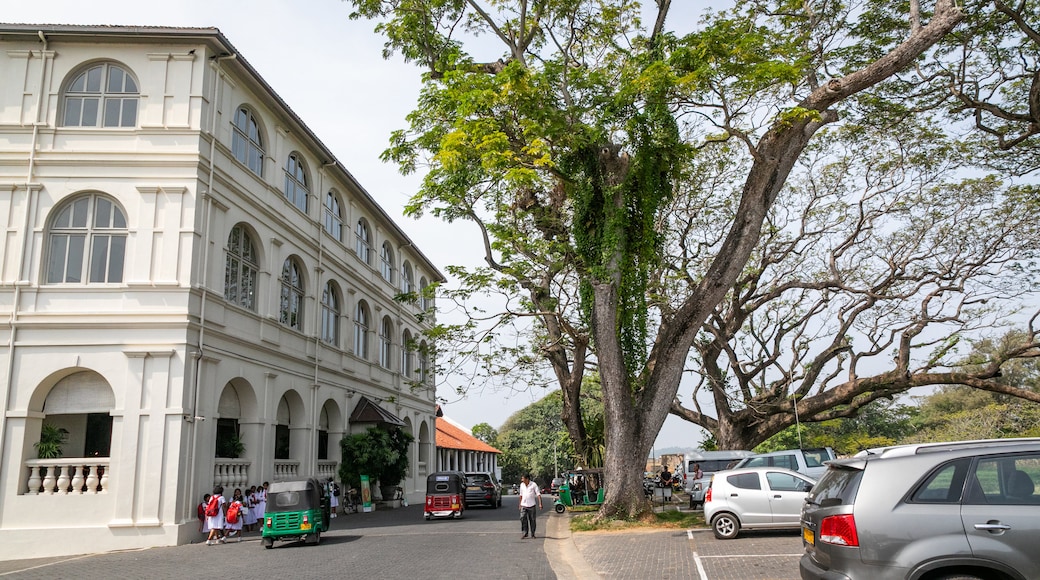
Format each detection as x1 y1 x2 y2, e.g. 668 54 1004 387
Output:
519 474 543 539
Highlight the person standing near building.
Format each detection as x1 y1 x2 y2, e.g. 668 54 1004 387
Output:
518 474 542 539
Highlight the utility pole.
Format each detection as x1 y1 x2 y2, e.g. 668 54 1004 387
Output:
554 439 558 478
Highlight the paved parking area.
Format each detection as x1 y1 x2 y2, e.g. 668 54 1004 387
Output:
569 526 803 580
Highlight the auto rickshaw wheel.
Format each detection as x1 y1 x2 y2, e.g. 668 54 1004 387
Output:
306 529 321 545
554 503 565 514
263 538 273 549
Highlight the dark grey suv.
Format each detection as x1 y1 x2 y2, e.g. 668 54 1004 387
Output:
464 472 502 508
800 438 1040 580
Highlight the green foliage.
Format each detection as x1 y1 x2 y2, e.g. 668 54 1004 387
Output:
216 433 245 459
495 383 605 485
338 427 415 489
471 422 498 445
757 400 918 456
34 424 68 459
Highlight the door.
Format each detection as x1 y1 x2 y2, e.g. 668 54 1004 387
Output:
722 472 771 525
765 471 813 525
961 453 1040 579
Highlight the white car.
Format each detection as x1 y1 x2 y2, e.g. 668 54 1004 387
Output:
703 466 815 539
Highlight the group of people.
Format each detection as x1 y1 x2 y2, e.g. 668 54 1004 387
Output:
197 482 269 545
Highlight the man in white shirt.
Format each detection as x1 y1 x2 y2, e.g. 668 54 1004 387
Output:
518 474 543 539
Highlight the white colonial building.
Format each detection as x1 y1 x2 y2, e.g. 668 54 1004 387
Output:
0 24 442 559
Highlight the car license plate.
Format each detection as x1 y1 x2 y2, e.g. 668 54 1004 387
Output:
301 523 312 530
803 527 814 545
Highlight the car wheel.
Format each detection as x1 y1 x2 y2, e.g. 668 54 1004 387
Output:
711 512 740 540
555 503 565 514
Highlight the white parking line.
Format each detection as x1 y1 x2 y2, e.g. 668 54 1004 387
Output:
687 529 802 579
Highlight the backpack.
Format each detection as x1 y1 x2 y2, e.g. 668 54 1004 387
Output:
226 501 241 524
197 501 205 520
205 495 220 517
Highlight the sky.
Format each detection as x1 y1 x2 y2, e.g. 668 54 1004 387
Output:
4 0 701 450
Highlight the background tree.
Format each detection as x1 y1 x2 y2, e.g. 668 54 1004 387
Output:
346 0 970 517
471 422 499 445
339 427 414 492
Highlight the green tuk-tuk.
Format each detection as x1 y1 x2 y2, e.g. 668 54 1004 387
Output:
553 469 606 513
261 477 331 548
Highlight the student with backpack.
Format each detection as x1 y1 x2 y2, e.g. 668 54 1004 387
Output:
197 493 211 534
204 486 226 545
224 488 244 541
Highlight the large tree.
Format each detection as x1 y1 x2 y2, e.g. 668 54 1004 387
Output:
669 125 1040 449
346 0 970 517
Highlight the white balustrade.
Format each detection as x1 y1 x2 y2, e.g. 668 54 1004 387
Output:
316 460 337 480
418 460 427 478
24 458 110 495
273 459 300 482
212 459 250 490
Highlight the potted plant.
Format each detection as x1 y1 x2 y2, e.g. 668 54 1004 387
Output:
338 426 413 500
35 424 68 459
216 433 245 458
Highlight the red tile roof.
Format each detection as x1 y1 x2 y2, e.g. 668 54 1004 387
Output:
436 417 501 454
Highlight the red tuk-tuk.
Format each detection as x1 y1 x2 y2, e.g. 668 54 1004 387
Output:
424 471 466 520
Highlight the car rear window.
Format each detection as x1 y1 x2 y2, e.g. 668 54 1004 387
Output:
909 458 970 503
727 473 762 490
806 466 862 507
467 475 489 485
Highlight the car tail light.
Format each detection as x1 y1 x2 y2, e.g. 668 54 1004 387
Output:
266 517 272 528
705 487 712 502
302 514 310 526
820 514 859 546
426 496 433 507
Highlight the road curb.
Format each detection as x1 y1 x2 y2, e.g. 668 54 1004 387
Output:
544 511 601 580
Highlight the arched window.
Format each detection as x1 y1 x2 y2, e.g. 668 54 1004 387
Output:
418 340 430 383
324 190 343 241
321 281 340 346
401 329 414 376
354 301 370 359
46 193 127 284
419 277 430 310
380 242 395 284
379 316 393 369
279 257 305 330
355 219 371 264
62 62 139 127
232 107 264 176
284 153 309 213
401 261 414 294
225 225 258 310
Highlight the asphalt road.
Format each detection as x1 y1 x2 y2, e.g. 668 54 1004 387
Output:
0 495 555 580
0 497 808 579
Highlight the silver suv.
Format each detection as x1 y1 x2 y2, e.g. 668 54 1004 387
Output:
800 438 1040 580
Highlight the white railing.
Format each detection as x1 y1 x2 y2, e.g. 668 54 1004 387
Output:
316 460 337 480
417 460 427 478
25 458 110 495
273 459 300 482
213 459 250 490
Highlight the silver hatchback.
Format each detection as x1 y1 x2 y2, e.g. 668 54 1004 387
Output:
800 438 1040 580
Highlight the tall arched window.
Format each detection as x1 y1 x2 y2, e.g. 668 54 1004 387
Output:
379 316 393 368
419 277 430 310
225 225 258 310
46 193 127 284
279 258 305 330
284 153 309 213
354 301 370 358
418 340 430 383
321 281 340 346
380 242 395 284
401 329 414 376
324 190 343 241
232 107 264 176
355 219 371 264
401 261 414 294
62 62 139 127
